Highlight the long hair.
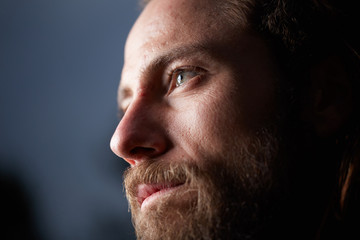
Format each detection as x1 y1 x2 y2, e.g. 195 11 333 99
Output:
249 0 360 238
139 0 360 238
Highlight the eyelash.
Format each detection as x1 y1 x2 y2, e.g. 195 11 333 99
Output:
167 66 204 92
121 66 206 113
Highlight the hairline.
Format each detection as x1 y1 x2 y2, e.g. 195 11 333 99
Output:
139 0 254 28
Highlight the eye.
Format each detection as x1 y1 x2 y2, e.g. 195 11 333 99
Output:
169 67 205 91
174 70 198 87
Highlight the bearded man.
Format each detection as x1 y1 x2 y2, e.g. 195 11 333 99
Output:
110 0 360 239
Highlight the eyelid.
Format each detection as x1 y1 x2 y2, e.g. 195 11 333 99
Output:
167 66 206 93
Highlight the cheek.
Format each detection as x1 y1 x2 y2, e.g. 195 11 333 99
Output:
166 70 277 162
169 90 243 159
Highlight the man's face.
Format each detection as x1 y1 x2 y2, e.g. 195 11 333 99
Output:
111 0 285 239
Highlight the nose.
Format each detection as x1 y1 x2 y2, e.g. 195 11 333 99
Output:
110 98 170 166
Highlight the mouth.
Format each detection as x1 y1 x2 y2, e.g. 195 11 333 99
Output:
137 182 185 210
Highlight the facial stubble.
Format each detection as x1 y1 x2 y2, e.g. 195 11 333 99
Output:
124 126 281 240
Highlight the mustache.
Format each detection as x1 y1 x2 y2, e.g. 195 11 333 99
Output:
123 160 200 199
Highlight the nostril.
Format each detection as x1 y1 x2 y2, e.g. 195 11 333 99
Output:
130 147 156 157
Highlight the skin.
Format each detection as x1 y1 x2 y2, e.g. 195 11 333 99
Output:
110 0 280 169
109 1 290 227
109 1 357 239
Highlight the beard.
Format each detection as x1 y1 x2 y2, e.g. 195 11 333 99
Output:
123 126 287 240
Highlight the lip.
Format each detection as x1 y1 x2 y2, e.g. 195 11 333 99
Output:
137 182 184 210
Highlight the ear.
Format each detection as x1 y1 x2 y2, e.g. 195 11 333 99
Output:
303 56 353 137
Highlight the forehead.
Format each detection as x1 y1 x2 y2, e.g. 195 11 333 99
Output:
120 0 250 94
125 0 246 60
129 0 226 43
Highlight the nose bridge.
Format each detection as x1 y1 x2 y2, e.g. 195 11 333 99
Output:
120 95 152 140
111 94 169 164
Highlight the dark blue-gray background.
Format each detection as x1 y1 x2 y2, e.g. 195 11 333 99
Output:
0 0 139 239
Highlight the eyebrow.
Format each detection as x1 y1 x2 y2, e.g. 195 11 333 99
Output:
143 43 210 74
118 43 213 110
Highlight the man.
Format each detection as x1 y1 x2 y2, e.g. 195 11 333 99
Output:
110 0 360 239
